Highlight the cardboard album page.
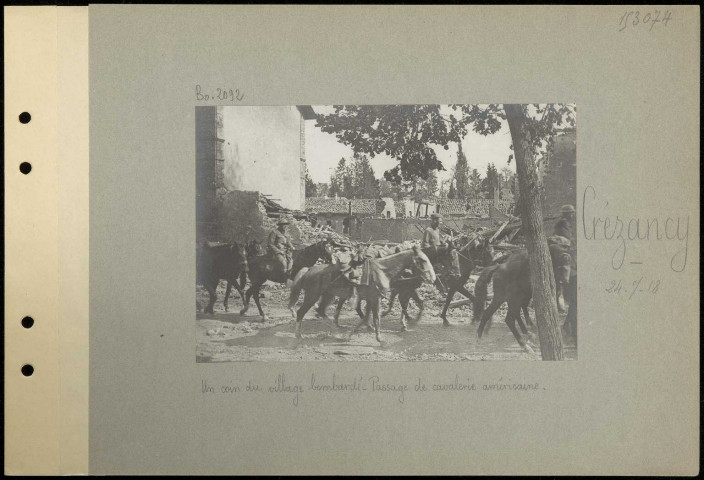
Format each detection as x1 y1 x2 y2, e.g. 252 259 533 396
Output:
4 5 699 475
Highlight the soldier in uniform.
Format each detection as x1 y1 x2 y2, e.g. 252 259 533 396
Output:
268 219 294 275
422 213 443 249
552 204 576 312
422 213 459 293
553 204 575 243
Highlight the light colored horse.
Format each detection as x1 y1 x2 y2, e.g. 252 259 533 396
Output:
292 246 436 344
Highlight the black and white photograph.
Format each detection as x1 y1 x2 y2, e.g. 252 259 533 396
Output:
196 104 577 362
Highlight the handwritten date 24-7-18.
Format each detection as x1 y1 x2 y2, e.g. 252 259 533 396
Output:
619 10 672 32
605 277 660 299
195 85 244 102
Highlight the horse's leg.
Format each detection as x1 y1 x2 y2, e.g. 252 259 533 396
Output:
348 301 370 339
333 296 346 328
249 282 267 321
239 282 253 315
556 281 566 313
354 294 366 322
382 291 397 317
398 293 410 331
522 304 534 328
316 292 335 321
295 290 319 339
412 290 424 324
206 282 217 314
515 306 528 335
348 288 374 338
372 297 382 344
505 304 532 353
223 281 232 312
455 283 475 302
439 287 456 326
476 289 504 339
235 281 247 312
434 278 447 295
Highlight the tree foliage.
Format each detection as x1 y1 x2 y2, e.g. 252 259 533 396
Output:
304 172 318 197
315 105 465 184
328 154 380 199
316 104 575 181
453 143 470 199
468 168 483 197
481 163 499 198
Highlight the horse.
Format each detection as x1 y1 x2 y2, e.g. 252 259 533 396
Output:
287 242 369 321
196 242 248 314
380 237 494 327
473 243 573 352
293 246 437 343
239 239 333 320
380 244 457 329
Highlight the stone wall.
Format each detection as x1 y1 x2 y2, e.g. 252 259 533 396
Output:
215 190 270 244
195 106 225 242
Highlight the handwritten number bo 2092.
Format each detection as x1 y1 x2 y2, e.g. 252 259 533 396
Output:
619 10 672 32
195 85 244 102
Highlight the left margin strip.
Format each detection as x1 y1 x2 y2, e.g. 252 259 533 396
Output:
4 6 89 475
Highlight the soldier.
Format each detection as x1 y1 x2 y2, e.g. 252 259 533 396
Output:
422 213 444 249
268 219 294 275
552 204 575 312
553 204 575 243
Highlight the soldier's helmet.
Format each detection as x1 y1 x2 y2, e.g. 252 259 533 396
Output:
430 213 443 220
278 218 290 226
560 205 576 214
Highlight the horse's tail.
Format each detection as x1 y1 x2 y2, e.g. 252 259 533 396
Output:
288 267 309 314
473 265 499 322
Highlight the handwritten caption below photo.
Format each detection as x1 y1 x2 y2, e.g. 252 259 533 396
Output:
201 373 545 406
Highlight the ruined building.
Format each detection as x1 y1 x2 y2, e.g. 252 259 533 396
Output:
196 106 316 242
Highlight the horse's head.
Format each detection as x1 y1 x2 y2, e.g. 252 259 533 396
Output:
411 245 436 285
230 242 247 259
246 239 264 257
550 244 572 284
318 239 335 263
470 237 495 267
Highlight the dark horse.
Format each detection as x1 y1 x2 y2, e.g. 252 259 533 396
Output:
239 239 333 320
292 247 437 343
196 242 248 314
381 237 495 327
473 243 573 352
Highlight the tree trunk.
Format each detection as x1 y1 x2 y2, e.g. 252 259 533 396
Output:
503 104 564 360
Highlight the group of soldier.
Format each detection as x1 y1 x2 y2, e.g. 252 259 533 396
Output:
265 205 575 292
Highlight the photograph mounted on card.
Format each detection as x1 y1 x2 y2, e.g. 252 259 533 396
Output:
195 104 578 362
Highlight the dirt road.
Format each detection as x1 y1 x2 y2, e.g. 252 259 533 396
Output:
196 280 577 362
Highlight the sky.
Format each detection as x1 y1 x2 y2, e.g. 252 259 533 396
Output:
304 105 515 187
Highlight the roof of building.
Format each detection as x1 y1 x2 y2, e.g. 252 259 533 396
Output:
305 197 378 215
296 105 317 120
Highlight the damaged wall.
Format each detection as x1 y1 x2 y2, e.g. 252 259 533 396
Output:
220 106 303 210
216 190 271 244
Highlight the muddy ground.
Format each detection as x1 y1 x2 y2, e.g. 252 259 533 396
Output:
196 277 577 362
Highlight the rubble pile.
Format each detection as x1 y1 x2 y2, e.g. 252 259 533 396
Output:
257 194 354 248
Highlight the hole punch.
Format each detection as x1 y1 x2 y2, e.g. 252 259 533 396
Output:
21 316 34 329
21 364 34 377
19 162 32 175
19 112 31 124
